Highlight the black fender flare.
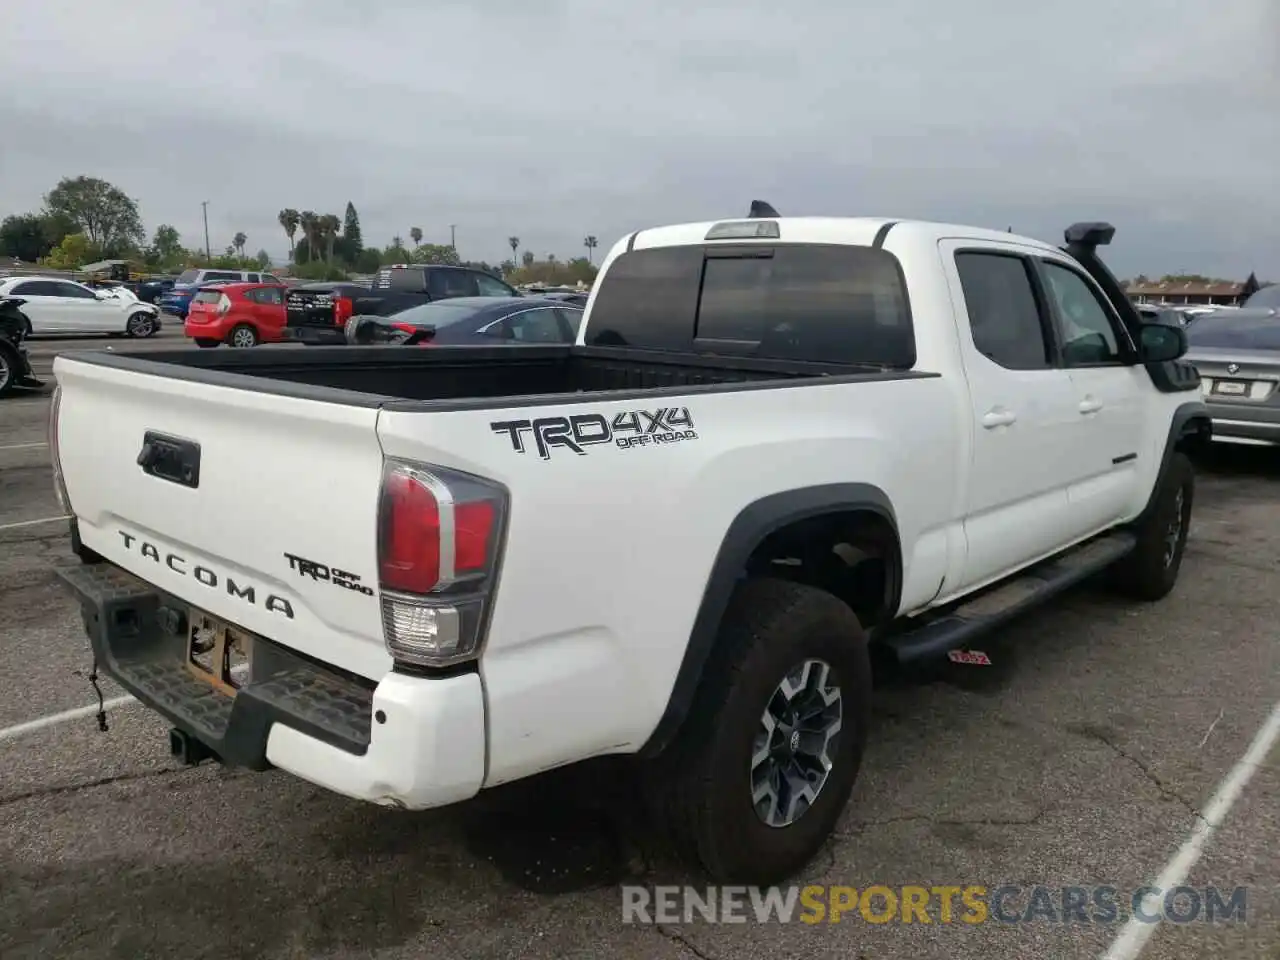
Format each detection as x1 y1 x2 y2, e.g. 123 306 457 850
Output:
639 482 899 757
1137 400 1211 522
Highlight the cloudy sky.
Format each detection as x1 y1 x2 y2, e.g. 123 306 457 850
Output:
1 0 1276 277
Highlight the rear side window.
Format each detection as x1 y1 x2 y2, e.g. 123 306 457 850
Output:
192 290 223 304
586 244 913 366
954 252 1052 370
427 270 480 299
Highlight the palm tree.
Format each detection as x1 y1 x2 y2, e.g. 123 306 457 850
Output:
278 209 300 257
321 213 342 262
547 253 557 265
233 232 247 259
298 211 318 262
509 236 519 262
583 235 598 263
410 227 423 247
521 250 535 268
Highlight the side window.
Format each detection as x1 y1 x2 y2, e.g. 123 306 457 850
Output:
54 281 98 299
258 287 284 305
1038 261 1124 366
262 274 281 284
206 271 239 282
428 270 479 299
10 281 52 296
475 273 515 297
502 308 570 343
246 273 261 283
556 307 584 337
954 252 1052 370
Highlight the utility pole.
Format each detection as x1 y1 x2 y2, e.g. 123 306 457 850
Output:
201 201 212 260
449 224 456 251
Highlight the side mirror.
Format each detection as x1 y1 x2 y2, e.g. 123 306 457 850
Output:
1138 322 1187 363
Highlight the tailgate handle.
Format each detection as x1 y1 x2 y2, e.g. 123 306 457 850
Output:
137 431 201 489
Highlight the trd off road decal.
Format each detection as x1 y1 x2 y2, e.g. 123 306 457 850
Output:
490 407 698 460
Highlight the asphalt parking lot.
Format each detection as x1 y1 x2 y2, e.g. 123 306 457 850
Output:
1 329 1277 960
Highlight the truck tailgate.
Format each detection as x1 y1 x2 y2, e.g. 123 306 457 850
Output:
53 356 391 680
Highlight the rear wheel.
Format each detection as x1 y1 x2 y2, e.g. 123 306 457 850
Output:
126 312 157 338
0 342 16 397
648 578 871 884
227 324 259 348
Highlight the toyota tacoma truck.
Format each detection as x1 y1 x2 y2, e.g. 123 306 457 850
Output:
51 208 1209 885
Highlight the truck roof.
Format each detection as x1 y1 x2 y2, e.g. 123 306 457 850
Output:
622 217 1063 258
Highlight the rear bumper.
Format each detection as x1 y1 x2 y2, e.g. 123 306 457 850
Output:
57 561 486 810
1204 401 1280 444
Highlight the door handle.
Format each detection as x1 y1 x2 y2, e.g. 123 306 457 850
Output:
1078 398 1103 415
981 409 1017 429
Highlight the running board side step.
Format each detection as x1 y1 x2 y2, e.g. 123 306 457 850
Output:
884 531 1138 664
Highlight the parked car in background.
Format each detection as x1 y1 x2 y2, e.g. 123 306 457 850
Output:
1184 290 1280 446
0 275 161 337
184 282 289 348
344 296 583 346
539 291 590 308
286 265 519 344
159 268 284 319
135 276 177 304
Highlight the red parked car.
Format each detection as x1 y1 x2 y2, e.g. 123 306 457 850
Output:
184 282 287 348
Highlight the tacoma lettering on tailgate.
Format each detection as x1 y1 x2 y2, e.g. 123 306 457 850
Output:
490 407 698 460
118 531 295 619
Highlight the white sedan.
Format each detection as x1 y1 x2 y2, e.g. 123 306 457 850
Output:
0 275 160 337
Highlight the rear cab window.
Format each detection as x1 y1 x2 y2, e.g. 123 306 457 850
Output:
586 243 914 366
374 267 427 292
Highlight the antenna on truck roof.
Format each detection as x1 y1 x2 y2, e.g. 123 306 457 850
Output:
748 200 779 218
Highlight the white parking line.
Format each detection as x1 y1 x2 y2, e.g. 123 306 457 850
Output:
1101 699 1280 960
0 441 48 451
0 515 70 532
0 695 137 743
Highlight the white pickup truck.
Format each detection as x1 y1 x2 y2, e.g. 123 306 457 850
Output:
52 209 1209 884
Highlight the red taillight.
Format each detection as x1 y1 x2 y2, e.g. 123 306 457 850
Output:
376 460 508 668
379 471 441 593
333 295 353 326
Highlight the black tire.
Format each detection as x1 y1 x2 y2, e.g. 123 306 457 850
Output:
648 578 872 884
0 341 17 397
1110 452 1194 601
227 324 259 348
194 338 220 349
125 312 157 338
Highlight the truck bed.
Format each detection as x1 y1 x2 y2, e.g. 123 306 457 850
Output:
65 344 916 410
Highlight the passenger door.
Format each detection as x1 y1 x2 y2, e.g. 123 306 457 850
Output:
52 281 117 333
1035 257 1147 535
943 243 1081 591
246 287 286 339
482 306 577 343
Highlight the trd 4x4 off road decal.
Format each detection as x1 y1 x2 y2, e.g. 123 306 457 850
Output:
490 407 698 459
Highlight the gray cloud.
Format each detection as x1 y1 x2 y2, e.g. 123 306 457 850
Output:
1 0 1275 277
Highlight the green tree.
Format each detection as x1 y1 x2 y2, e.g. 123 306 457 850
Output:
254 249 271 269
41 232 97 269
410 243 460 266
410 227 423 247
320 213 342 262
342 202 362 252
233 232 248 258
43 176 145 254
146 224 183 267
355 247 382 273
278 208 300 258
0 213 55 262
521 250 535 268
298 211 319 262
